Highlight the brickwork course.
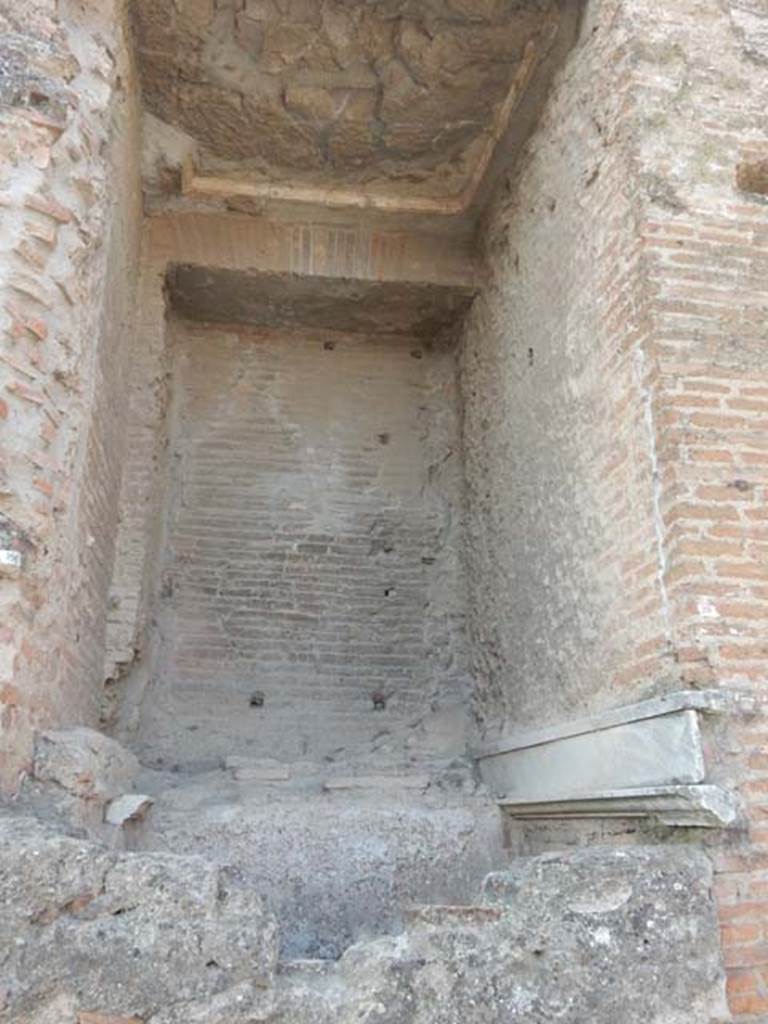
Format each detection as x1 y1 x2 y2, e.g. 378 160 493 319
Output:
1 0 767 1021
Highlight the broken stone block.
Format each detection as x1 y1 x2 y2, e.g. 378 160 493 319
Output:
103 793 154 826
0 814 279 1022
0 815 112 934
33 728 139 803
329 845 729 1024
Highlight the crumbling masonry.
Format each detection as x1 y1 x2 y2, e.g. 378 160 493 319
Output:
1 1 767 1021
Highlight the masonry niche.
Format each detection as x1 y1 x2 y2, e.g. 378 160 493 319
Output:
0 0 743 1017
130 267 476 770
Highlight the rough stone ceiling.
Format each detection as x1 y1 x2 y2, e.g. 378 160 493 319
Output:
133 0 569 211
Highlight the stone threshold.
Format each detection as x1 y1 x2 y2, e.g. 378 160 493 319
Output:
473 690 752 828
473 689 754 760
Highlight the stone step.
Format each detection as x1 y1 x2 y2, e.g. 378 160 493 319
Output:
322 773 431 792
225 756 292 783
405 904 504 929
133 773 506 959
156 754 475 799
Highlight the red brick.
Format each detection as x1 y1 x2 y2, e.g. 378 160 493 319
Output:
721 902 768 923
716 564 768 581
727 969 760 994
722 923 763 947
32 477 54 498
729 992 768 1016
6 381 45 405
691 412 768 432
688 448 735 464
24 193 73 224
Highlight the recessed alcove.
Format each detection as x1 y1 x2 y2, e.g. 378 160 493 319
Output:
135 313 469 767
0 0 754 1017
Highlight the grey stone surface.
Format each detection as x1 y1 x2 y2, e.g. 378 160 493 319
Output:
268 845 730 1023
0 810 728 1023
473 846 729 1023
134 766 505 959
728 0 768 62
0 814 279 1022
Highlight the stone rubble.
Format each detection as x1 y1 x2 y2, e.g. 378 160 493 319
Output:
0 810 728 1024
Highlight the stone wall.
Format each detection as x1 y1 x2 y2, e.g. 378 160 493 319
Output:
0 0 141 790
129 319 467 767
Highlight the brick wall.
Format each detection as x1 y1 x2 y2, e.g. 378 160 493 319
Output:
630 2 768 1017
459 0 669 732
103 253 170 689
462 0 768 1018
130 319 468 768
0 0 141 789
2 0 766 1014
